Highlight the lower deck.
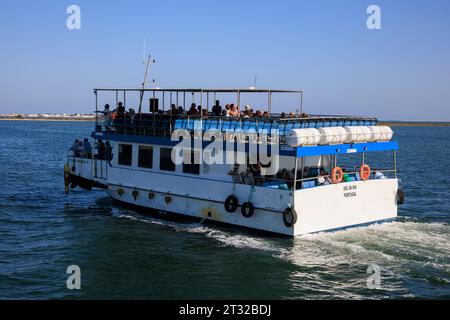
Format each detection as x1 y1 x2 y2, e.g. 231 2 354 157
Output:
67 156 399 236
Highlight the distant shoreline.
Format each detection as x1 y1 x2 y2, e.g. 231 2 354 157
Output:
0 118 449 126
378 121 450 127
0 118 95 122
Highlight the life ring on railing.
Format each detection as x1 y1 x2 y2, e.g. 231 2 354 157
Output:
331 167 344 184
283 208 298 228
359 165 371 181
224 195 238 213
241 202 254 218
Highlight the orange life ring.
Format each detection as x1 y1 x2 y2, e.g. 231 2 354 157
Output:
359 164 371 181
331 167 344 184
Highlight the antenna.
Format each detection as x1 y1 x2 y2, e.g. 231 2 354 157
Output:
249 74 257 90
143 39 146 64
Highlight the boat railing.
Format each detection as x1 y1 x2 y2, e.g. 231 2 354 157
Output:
226 166 396 191
96 113 377 144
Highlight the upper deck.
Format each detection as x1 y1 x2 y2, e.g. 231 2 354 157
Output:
93 88 377 142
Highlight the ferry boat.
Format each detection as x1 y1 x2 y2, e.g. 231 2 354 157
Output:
64 87 404 237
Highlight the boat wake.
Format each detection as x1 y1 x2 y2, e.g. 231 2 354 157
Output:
113 208 450 299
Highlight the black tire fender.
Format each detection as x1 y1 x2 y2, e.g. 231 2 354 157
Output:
224 195 239 213
241 202 254 218
283 208 298 228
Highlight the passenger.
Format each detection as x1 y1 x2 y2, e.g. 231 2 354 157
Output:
228 163 242 184
280 112 287 119
170 104 178 115
300 112 309 118
342 168 351 182
117 102 125 115
77 141 84 158
240 171 247 184
288 169 296 180
263 111 270 118
249 163 262 178
83 138 92 158
70 139 79 157
128 108 136 127
104 141 112 165
243 167 254 185
243 108 252 118
212 102 222 116
276 169 284 180
102 104 112 133
178 106 185 115
255 110 263 118
373 170 386 179
97 139 106 160
197 105 202 115
289 112 296 119
188 103 198 116
276 168 289 180
317 168 331 185
223 104 231 116
282 169 292 181
229 104 239 117
303 166 309 178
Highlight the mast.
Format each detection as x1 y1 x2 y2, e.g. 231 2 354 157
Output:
138 55 154 114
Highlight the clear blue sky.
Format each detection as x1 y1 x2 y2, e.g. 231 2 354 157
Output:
1 0 449 121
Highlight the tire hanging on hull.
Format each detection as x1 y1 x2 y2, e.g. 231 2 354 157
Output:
224 195 239 213
241 202 254 218
283 208 298 228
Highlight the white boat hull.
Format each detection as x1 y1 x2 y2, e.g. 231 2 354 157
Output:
69 158 398 236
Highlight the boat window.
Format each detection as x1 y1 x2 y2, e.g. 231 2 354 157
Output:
183 151 200 175
138 146 153 169
160 148 175 172
118 144 132 166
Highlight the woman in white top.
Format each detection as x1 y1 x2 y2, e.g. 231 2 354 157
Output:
102 104 111 132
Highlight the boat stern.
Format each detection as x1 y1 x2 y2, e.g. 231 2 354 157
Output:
292 178 398 236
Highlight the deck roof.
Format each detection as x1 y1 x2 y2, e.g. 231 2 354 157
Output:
93 88 303 93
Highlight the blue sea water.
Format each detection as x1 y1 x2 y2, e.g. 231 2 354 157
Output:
0 120 449 299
